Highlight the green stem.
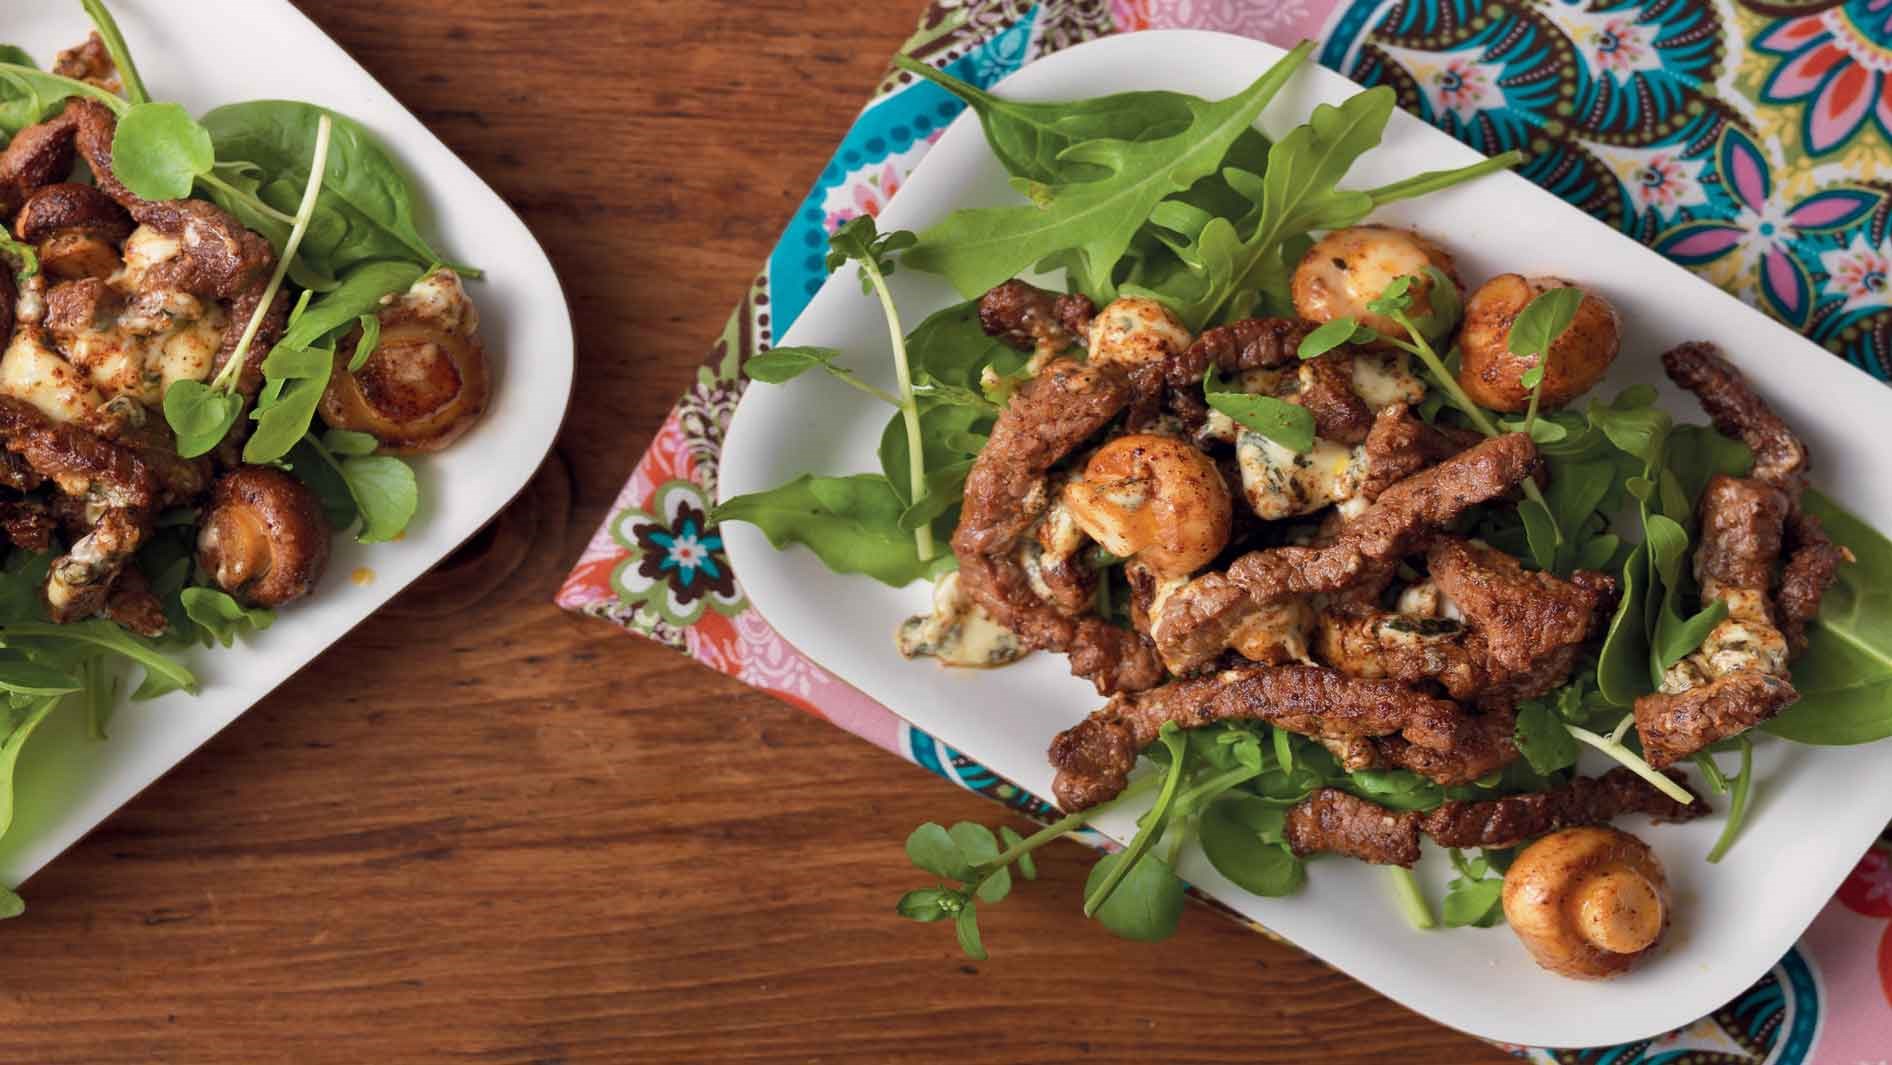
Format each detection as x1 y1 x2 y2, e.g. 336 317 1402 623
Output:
198 171 299 225
1389 866 1435 930
207 114 333 396
80 0 150 106
861 263 934 561
1692 751 1729 794
1706 736 1753 864
1171 765 1263 819
1565 723 1696 804
1609 712 1635 746
980 772 1165 873
1391 311 1555 519
1083 733 1189 918
823 365 904 408
1521 376 1545 441
0 63 127 113
1363 151 1526 208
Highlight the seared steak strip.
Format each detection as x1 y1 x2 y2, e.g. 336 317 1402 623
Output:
1285 788 1421 866
1373 708 1519 786
1357 404 1481 501
1419 768 1708 849
1661 341 1806 494
0 395 154 622
1048 663 1479 810
1635 671 1798 769
1162 316 1314 429
1778 508 1849 656
951 359 1165 694
0 106 78 219
1427 538 1616 708
1152 434 1537 674
977 279 1092 355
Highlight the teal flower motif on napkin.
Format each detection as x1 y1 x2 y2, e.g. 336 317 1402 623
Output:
612 480 744 627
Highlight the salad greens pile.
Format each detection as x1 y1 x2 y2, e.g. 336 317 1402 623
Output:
714 45 1892 955
0 1 472 910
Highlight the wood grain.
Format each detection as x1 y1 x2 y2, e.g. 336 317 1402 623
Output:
0 2 1511 1062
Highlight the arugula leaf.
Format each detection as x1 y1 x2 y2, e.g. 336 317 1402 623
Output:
245 342 334 463
891 55 1196 186
744 346 846 384
1596 544 1653 707
903 42 1312 300
180 588 275 648
1587 386 1672 468
2 621 195 699
348 313 382 373
0 696 60 840
1297 317 1365 360
714 473 948 587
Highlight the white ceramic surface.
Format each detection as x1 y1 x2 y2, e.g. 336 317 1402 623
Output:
720 29 1892 1049
0 3 572 882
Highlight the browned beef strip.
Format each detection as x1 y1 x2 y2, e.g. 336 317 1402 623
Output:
1373 707 1519 787
1295 351 1373 445
1048 663 1479 809
1778 508 1851 656
1357 404 1480 501
103 564 168 638
1426 538 1615 707
1633 671 1799 769
977 279 1091 354
15 182 133 244
1419 768 1708 849
951 359 1165 694
1695 474 1789 596
1662 341 1807 495
0 259 13 352
0 107 78 219
0 500 56 551
1162 317 1315 427
1285 788 1422 866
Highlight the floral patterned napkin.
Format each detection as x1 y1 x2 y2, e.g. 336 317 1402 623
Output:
560 2 1892 1058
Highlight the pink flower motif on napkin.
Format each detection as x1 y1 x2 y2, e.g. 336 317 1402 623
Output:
1821 233 1892 314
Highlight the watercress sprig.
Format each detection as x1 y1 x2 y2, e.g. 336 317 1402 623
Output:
163 112 333 457
1504 285 1585 440
80 0 150 105
827 216 935 561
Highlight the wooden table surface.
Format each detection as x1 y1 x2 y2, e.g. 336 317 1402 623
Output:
0 3 1513 1062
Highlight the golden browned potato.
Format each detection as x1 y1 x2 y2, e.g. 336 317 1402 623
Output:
1062 434 1230 580
320 269 491 454
1502 825 1669 980
1291 225 1462 342
1457 275 1620 413
197 467 331 608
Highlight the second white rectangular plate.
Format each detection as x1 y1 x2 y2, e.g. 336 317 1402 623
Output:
720 30 1886 1048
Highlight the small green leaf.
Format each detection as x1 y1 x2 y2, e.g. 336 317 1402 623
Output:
954 902 988 960
339 454 418 543
1519 496 1560 571
999 826 1036 881
111 102 215 201
1199 800 1304 897
162 381 244 459
1084 850 1185 942
0 886 21 920
904 822 973 881
744 346 845 384
1364 273 1414 318
321 429 380 457
0 651 79 697
1439 876 1505 928
714 474 949 588
1513 699 1580 775
1505 285 1585 360
1297 317 1363 360
1209 392 1315 453
895 887 960 923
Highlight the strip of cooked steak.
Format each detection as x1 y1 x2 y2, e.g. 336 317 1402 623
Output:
1048 663 1479 809
1419 768 1707 848
1778 508 1850 656
977 279 1093 355
1285 788 1421 866
1635 671 1798 769
952 358 1165 694
1661 341 1806 494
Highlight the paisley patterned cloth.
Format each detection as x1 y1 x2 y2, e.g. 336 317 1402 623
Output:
560 2 1892 1058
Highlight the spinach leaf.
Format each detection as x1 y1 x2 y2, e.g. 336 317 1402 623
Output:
891 55 1197 186
1342 769 1442 811
713 473 950 587
200 102 460 275
903 42 1312 300
1665 424 1754 507
1597 543 1653 706
282 260 422 350
1766 491 1892 743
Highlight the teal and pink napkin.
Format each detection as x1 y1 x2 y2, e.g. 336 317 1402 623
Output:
561 2 1892 1057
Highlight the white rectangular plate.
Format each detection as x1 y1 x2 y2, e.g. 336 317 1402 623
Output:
0 3 572 882
720 29 1892 1049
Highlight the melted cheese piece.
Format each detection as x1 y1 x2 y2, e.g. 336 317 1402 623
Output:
897 573 1028 668
0 327 102 422
1236 431 1367 520
1351 352 1425 408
